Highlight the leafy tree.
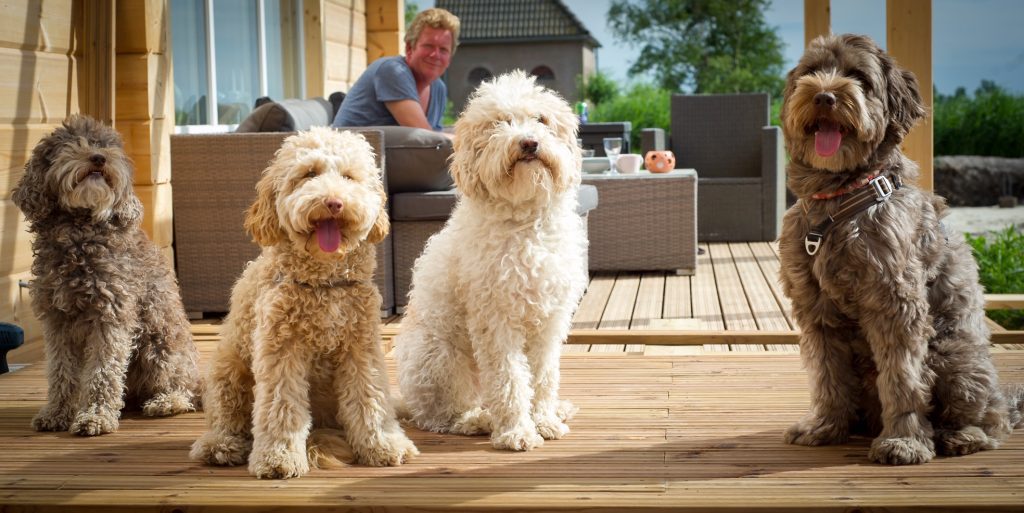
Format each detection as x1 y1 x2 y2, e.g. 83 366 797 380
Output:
608 0 785 96
406 2 419 28
577 70 621 106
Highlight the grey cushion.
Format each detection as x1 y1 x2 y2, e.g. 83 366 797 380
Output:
377 126 454 194
391 190 457 221
391 184 599 222
235 98 332 133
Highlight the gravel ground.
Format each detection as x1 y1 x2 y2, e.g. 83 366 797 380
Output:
944 204 1024 236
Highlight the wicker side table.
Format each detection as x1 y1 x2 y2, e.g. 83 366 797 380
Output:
582 169 697 274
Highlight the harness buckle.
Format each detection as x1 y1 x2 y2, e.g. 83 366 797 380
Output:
804 231 823 256
870 175 894 201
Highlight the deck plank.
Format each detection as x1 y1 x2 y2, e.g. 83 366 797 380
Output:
707 243 762 352
569 273 614 353
2 344 1023 512
593 273 641 353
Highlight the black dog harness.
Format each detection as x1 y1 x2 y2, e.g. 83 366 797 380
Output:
804 174 902 256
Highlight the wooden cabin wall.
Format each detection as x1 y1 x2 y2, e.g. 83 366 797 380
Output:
0 1 80 362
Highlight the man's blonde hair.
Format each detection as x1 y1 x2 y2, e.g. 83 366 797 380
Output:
405 8 460 54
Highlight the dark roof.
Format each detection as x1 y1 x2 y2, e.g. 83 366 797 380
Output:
436 0 600 47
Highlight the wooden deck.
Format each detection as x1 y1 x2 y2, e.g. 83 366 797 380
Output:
2 335 1023 512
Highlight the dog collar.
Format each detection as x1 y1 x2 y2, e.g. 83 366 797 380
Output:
804 174 902 256
273 272 359 289
810 174 878 200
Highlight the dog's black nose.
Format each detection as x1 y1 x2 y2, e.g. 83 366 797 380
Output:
813 92 837 107
520 139 538 154
89 154 106 166
325 198 344 215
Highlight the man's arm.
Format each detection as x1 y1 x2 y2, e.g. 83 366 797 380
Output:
384 99 454 138
384 99 434 130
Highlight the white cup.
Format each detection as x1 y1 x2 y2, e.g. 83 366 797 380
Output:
615 153 643 174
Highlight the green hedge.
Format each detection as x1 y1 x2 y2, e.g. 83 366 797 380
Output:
935 81 1024 157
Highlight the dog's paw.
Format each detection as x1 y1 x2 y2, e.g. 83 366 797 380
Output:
449 407 492 435
936 426 996 456
783 416 849 446
143 391 196 417
534 416 570 440
31 406 72 432
190 432 252 466
248 446 309 479
356 431 419 467
554 399 579 422
491 424 544 451
70 410 119 436
869 436 935 465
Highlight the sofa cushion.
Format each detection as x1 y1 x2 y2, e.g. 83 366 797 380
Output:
235 98 332 132
378 126 454 194
577 184 599 215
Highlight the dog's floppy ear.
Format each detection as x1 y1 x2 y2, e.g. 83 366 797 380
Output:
367 182 390 244
12 155 54 222
881 50 926 139
245 169 285 246
448 143 487 200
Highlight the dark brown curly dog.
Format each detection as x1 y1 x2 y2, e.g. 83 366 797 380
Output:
778 34 1024 465
12 115 200 436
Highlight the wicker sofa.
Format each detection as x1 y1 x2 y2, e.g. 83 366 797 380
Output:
641 93 785 242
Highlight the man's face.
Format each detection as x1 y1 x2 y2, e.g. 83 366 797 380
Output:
406 26 453 82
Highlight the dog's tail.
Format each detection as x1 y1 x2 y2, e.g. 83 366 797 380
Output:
306 428 354 469
391 394 411 420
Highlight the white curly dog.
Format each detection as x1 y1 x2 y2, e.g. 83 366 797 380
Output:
396 71 589 451
191 128 417 479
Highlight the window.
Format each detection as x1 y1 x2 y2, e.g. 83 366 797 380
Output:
468 67 493 87
530 65 555 84
171 0 304 130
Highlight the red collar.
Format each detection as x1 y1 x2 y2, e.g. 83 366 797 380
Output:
811 174 877 200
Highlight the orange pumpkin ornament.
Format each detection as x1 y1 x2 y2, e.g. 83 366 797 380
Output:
644 150 675 173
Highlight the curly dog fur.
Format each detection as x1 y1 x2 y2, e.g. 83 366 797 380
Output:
778 34 1024 464
12 115 199 436
396 71 588 451
190 127 416 479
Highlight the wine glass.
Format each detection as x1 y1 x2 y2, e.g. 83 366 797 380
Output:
603 137 623 174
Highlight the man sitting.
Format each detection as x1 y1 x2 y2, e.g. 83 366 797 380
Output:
332 8 459 133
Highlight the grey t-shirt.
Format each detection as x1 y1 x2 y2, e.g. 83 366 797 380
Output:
332 56 447 130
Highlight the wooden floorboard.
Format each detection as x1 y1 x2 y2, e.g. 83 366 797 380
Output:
2 340 1023 512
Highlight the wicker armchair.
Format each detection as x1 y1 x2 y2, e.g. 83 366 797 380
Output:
642 93 785 241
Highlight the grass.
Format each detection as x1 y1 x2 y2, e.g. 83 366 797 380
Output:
967 226 1024 330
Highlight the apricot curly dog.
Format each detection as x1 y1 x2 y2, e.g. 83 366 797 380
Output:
190 127 416 479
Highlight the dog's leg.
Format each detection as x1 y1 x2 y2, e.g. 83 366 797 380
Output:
861 300 937 465
247 326 312 479
471 320 543 451
785 311 860 446
930 336 1010 456
134 295 200 417
32 319 81 432
397 322 483 435
68 323 134 436
335 330 418 466
190 342 254 466
526 312 576 440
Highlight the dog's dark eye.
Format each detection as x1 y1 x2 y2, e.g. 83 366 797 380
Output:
536 115 548 125
304 169 318 179
847 70 871 88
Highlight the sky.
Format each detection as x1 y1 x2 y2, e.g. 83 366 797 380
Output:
421 0 1024 96
561 0 1024 95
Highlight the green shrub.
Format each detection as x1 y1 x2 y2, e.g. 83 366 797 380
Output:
578 71 620 107
589 82 672 151
934 81 1024 157
966 226 1024 330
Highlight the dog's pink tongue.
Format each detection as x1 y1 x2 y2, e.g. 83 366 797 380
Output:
316 219 340 253
815 120 842 157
